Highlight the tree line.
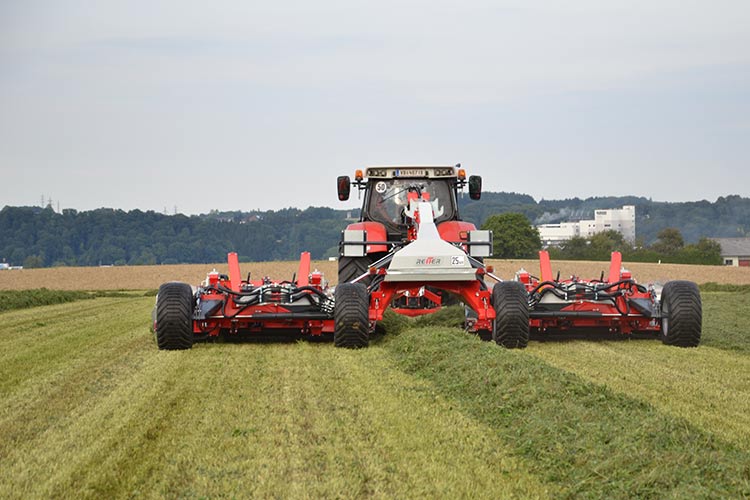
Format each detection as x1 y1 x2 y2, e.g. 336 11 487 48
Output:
2 190 744 268
0 206 349 268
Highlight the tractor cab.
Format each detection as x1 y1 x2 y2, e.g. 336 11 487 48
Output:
364 176 455 232
338 165 482 241
336 165 489 314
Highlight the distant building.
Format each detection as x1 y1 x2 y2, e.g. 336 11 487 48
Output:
0 263 9 270
538 206 636 246
711 238 750 267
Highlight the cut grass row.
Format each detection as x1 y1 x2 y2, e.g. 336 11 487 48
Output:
1 295 748 498
0 288 142 313
527 340 750 449
383 326 750 498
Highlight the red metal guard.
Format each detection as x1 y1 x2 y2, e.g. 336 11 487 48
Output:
228 252 242 292
297 252 311 286
608 251 622 283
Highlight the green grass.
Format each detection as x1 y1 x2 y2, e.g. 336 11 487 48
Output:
0 288 93 312
0 298 546 499
701 291 750 353
0 288 140 313
699 283 750 293
0 295 748 498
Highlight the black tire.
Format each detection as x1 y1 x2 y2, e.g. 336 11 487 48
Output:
339 251 389 287
492 281 530 349
334 283 370 348
338 256 372 286
155 282 195 350
660 280 702 347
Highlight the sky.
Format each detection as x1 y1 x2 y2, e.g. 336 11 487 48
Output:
1 1 749 215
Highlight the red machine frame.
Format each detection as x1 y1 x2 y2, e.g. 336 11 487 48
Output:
368 272 495 331
193 252 335 338
520 250 660 335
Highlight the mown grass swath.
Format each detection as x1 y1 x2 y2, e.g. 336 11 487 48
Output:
0 288 93 312
0 288 141 313
382 328 750 497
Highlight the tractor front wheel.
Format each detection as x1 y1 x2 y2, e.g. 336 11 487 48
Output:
660 280 702 347
155 282 195 350
492 281 529 349
334 283 370 348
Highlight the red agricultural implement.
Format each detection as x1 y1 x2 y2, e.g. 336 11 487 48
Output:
153 164 701 351
517 250 702 346
153 252 334 349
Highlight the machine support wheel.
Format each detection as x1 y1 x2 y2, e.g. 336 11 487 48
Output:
155 282 195 350
492 281 530 349
334 283 370 348
660 280 702 347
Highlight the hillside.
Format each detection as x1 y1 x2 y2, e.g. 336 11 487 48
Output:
2 193 749 267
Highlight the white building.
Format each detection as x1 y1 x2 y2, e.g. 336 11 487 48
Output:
538 206 636 246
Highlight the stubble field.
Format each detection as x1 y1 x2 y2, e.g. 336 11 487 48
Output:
1 260 749 498
3 258 750 290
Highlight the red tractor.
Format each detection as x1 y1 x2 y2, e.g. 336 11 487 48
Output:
153 164 532 351
518 250 702 346
334 165 530 348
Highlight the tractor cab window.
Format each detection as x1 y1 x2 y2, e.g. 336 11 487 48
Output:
366 178 455 227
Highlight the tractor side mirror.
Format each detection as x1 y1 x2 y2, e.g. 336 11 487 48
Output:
337 176 351 201
468 175 482 200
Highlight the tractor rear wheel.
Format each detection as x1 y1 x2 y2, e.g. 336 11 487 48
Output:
155 282 195 350
334 282 370 348
338 252 387 287
492 281 529 349
660 280 702 347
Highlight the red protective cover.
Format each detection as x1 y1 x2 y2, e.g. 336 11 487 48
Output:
437 220 477 242
345 221 389 253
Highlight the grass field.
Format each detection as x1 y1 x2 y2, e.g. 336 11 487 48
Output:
1 291 749 498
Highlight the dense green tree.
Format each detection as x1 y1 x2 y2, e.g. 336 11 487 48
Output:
677 238 723 265
652 228 685 255
588 230 630 260
481 213 541 258
23 255 44 268
549 236 589 260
